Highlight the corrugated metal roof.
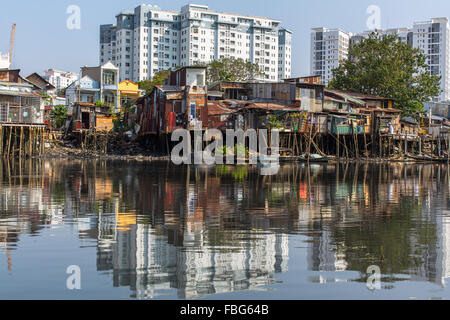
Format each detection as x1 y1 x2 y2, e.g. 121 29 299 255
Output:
326 89 388 101
207 101 237 116
207 91 224 97
157 85 184 92
0 89 40 97
244 102 299 112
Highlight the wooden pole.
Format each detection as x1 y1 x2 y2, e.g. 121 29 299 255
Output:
404 135 407 157
19 126 23 158
29 127 32 157
12 127 16 158
7 127 12 157
307 116 313 163
337 132 340 159
364 133 368 158
0 125 3 156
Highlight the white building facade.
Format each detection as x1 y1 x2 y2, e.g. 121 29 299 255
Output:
310 28 351 85
278 28 292 80
43 69 79 92
313 18 450 102
412 18 450 102
100 4 292 83
0 53 10 69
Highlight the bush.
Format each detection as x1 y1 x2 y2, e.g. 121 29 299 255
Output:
51 105 68 128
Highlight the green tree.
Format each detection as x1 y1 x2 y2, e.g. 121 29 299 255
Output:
198 58 262 84
137 69 172 94
328 32 441 116
51 105 68 128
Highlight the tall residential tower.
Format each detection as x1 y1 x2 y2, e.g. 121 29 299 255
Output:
311 17 450 101
100 4 292 83
310 28 351 85
412 18 450 102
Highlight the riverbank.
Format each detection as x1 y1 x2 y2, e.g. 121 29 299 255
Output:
41 139 171 161
37 134 450 163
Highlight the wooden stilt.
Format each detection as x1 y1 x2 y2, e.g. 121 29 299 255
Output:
7 127 12 157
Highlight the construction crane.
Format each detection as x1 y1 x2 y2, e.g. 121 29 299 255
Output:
9 24 16 66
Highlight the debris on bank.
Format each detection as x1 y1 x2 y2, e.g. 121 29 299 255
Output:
42 131 170 161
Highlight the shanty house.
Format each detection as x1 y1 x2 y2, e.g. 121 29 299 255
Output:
137 67 208 135
246 82 324 113
81 61 119 112
66 75 100 106
208 82 249 100
66 75 115 131
119 80 143 109
0 69 44 124
25 73 56 95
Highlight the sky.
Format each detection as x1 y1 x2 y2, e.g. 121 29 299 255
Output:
1 0 450 77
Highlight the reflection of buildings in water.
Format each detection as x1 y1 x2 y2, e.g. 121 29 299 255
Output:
412 214 450 287
96 218 289 299
307 228 348 273
439 215 450 285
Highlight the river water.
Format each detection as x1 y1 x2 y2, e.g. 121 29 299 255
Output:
0 159 450 300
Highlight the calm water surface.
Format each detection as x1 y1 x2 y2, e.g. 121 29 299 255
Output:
1 159 450 300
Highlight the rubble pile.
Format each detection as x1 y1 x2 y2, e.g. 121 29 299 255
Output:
42 131 169 161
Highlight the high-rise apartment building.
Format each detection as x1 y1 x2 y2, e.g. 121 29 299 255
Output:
43 69 79 92
312 18 450 102
310 28 351 85
100 4 292 83
278 28 292 80
351 28 413 46
412 18 450 102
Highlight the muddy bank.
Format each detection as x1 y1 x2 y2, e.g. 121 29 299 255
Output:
40 139 171 161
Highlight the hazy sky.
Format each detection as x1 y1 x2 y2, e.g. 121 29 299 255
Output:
1 0 450 77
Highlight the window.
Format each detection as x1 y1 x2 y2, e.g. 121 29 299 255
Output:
103 71 116 85
197 74 204 86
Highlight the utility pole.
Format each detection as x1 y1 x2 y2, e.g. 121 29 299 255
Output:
9 24 16 66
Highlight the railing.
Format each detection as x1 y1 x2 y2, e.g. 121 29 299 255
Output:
331 123 366 135
0 104 42 124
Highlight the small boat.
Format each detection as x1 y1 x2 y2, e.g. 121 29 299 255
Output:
298 154 330 163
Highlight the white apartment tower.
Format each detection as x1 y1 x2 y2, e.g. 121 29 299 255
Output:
312 18 450 101
100 4 292 83
43 69 79 92
278 28 292 80
310 28 351 85
351 28 413 46
413 18 450 102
